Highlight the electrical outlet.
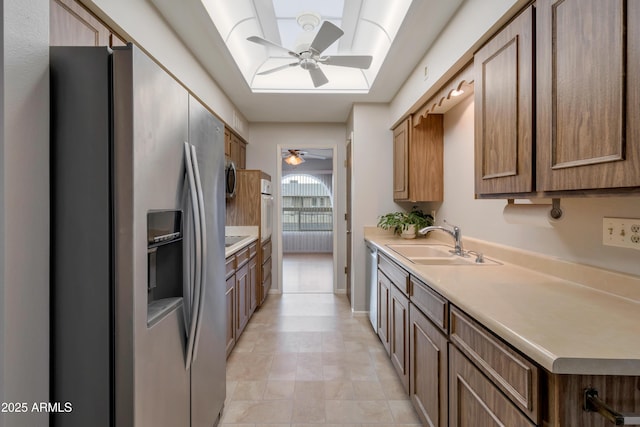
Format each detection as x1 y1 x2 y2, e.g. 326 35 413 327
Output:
602 217 640 250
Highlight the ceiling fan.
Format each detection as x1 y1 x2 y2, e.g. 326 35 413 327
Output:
247 19 373 88
282 149 327 165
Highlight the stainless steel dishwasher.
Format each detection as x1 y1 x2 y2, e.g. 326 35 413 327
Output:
365 242 378 332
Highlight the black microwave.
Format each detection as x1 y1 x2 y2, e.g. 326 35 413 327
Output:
225 158 237 199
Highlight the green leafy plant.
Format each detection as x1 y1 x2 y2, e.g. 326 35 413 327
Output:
377 207 434 235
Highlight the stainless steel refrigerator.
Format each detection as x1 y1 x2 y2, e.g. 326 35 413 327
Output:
50 45 226 427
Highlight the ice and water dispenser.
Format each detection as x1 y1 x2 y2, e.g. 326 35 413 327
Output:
147 210 183 327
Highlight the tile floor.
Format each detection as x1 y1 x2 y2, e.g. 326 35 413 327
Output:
282 253 334 293
221 292 422 427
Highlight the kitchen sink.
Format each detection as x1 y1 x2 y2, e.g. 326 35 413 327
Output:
386 244 500 266
387 244 453 258
225 235 249 247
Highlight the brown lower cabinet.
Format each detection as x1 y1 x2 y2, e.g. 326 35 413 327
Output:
373 248 639 427
377 271 391 355
390 283 409 393
409 303 448 427
449 345 535 427
225 243 258 357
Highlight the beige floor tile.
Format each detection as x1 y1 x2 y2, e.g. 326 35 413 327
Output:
325 400 394 424
232 381 267 401
352 380 386 400
263 380 296 400
388 399 423 424
221 400 293 424
225 271 420 427
324 380 355 400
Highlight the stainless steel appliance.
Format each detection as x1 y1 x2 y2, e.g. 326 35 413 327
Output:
260 178 273 242
366 242 378 331
50 45 226 427
225 158 237 199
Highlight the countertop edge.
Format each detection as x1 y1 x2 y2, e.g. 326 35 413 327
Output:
225 235 258 258
365 233 640 376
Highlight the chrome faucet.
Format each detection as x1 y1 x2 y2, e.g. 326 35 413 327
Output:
418 220 465 256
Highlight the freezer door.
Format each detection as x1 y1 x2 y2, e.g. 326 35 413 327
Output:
112 46 190 427
188 95 227 426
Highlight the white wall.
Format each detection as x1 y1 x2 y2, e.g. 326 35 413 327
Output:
350 104 399 311
0 0 50 425
247 123 347 293
433 95 640 277
83 0 249 138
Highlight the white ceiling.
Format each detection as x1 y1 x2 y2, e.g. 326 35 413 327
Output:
150 0 464 122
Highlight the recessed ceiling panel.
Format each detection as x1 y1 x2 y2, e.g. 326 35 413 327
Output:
272 0 344 18
201 0 421 93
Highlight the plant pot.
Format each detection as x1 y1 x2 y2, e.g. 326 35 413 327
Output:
401 224 416 239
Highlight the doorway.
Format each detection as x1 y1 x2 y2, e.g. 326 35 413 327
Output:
280 148 335 293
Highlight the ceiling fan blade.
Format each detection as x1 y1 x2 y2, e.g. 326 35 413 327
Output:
308 67 329 88
309 21 344 54
322 55 373 69
257 62 299 75
247 36 298 57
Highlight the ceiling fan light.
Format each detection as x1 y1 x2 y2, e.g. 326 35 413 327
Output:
285 154 305 166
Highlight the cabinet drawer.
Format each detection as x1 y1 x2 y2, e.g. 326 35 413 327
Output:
410 276 448 332
249 242 258 258
225 256 236 279
261 239 272 261
449 345 535 427
235 246 250 268
450 306 540 424
378 253 409 295
261 257 272 283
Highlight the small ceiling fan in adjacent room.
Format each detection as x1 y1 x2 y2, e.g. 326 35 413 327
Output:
247 13 373 88
282 149 327 166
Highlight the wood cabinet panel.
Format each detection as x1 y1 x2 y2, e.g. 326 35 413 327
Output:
377 270 391 355
544 373 640 427
390 284 410 393
537 0 640 191
449 345 535 427
225 275 235 357
378 253 409 295
225 256 236 279
410 276 448 332
224 128 231 157
392 115 444 202
450 307 540 424
410 303 448 427
410 114 444 201
235 262 249 337
474 6 533 195
50 0 110 46
248 254 258 315
393 118 410 200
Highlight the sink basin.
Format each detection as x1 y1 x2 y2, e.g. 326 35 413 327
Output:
386 244 453 258
225 235 249 247
386 244 500 266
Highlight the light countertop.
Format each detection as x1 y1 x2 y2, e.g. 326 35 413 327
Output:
365 229 640 376
225 226 258 258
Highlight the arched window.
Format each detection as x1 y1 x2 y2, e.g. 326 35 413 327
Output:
282 174 333 232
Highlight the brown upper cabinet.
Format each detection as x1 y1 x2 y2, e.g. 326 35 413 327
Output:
225 128 247 169
50 0 126 47
392 115 444 202
476 0 640 196
536 0 640 192
474 6 534 196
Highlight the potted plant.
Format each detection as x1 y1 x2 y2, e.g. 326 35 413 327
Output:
377 207 434 239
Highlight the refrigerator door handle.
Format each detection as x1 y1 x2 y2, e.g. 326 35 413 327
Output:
189 144 207 362
183 142 202 370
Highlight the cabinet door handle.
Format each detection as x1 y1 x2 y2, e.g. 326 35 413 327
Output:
584 388 640 425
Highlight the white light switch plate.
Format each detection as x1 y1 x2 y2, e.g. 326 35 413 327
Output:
602 217 640 250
